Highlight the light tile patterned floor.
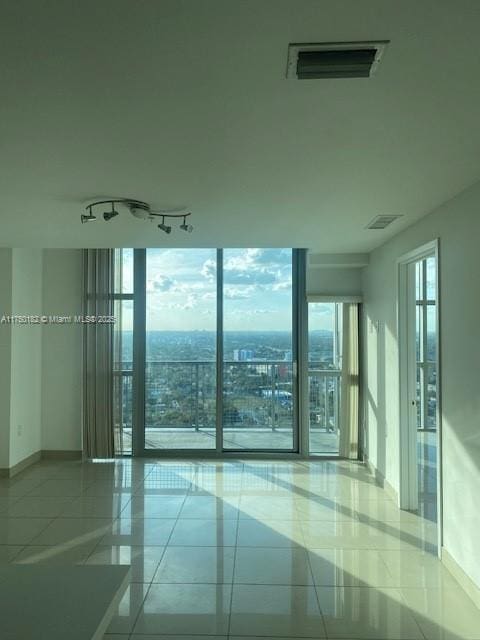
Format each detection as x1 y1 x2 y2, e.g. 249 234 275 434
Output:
1 458 479 640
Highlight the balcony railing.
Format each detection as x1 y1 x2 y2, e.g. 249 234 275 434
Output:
113 361 341 448
308 368 341 434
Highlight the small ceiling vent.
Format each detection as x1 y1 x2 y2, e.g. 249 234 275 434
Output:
286 41 389 79
366 214 403 230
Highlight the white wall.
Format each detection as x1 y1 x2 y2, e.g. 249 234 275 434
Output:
41 249 83 452
1 248 83 469
362 179 480 589
307 267 363 297
0 249 13 469
9 249 43 467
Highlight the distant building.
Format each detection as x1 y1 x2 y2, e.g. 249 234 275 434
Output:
233 349 254 361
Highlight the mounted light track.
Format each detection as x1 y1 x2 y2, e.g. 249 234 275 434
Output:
81 198 193 233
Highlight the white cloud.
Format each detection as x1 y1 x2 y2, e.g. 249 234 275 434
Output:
138 248 292 330
223 249 291 287
149 274 176 292
201 259 216 280
224 286 252 300
224 268 277 285
229 308 275 315
310 304 334 316
272 279 292 291
166 293 198 311
249 248 291 266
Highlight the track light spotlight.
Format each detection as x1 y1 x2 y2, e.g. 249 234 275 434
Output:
158 217 172 234
103 203 119 221
180 216 194 232
81 206 96 223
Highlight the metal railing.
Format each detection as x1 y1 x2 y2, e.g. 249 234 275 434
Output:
308 368 341 434
113 361 341 450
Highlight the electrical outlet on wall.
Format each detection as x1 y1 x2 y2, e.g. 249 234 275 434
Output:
17 424 23 436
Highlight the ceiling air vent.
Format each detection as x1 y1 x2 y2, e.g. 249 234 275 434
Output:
366 215 403 230
286 41 389 79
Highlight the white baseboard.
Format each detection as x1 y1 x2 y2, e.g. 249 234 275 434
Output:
363 454 399 503
0 451 42 478
363 457 480 610
0 450 82 478
41 450 82 460
442 548 480 609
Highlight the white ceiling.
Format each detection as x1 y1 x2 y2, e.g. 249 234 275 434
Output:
1 0 480 251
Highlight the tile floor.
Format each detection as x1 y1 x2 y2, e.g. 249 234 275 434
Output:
1 458 479 640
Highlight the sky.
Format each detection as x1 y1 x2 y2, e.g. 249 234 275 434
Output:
116 249 437 341
117 248 336 332
416 256 436 300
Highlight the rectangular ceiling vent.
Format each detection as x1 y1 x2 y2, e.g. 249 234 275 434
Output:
286 41 389 79
366 214 403 230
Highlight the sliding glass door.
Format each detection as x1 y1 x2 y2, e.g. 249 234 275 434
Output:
307 302 343 455
113 249 134 455
223 249 295 451
144 249 217 450
415 255 438 523
118 248 301 455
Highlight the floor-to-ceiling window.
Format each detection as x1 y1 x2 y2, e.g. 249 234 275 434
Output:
144 249 217 450
115 248 300 454
222 249 295 451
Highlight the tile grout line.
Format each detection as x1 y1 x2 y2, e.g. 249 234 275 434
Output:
86 466 182 565
397 585 430 640
127 489 186 636
304 535 329 640
226 493 240 637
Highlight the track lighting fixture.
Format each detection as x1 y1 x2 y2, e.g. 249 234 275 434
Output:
158 217 172 234
81 198 193 233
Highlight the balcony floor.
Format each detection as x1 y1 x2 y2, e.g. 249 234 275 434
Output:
117 428 339 454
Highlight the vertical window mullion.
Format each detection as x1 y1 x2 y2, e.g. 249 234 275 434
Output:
422 259 428 430
216 249 223 453
294 248 307 455
132 249 146 456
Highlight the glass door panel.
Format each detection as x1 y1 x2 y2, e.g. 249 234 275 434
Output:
144 249 217 450
415 256 438 523
308 302 342 455
222 249 294 451
113 298 133 454
113 248 134 455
